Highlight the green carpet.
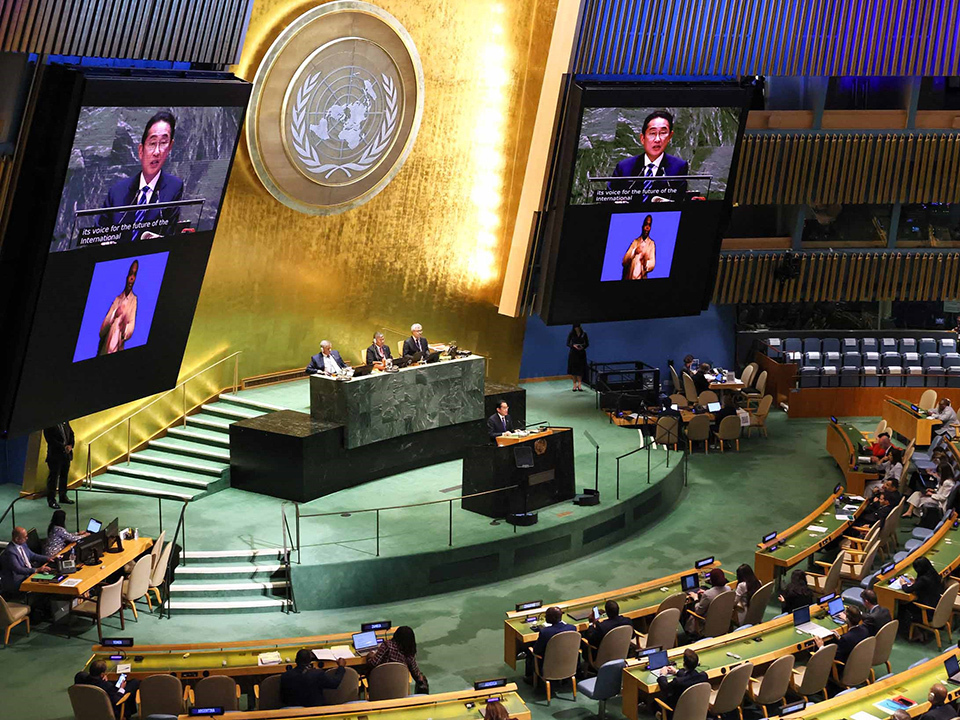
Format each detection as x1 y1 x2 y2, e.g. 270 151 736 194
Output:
0 383 937 719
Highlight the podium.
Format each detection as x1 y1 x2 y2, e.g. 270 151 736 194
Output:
461 428 575 518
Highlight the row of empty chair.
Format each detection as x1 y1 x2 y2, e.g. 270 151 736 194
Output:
769 337 958 356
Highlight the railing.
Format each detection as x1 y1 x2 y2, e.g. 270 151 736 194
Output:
83 351 242 484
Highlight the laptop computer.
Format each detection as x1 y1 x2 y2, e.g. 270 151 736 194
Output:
827 597 845 621
568 608 593 621
425 351 441 364
793 606 835 638
351 364 374 378
646 649 670 675
86 518 103 534
707 402 721 413
680 573 699 593
945 654 960 684
352 631 380 653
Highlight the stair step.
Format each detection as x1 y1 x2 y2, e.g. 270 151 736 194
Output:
187 414 233 431
201 403 263 420
175 563 285 576
218 393 287 412
134 449 227 476
170 580 290 593
166 598 291 612
182 549 282 561
108 464 217 490
150 438 230 462
167 426 230 447
91 475 203 502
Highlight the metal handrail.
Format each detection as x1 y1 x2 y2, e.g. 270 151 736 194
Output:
84 351 242 483
616 446 647 499
0 491 46 531
296 484 519 518
158 499 189 620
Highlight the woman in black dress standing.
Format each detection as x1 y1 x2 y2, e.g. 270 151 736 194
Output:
566 324 589 392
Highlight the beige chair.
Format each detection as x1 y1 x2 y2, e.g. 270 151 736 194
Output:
635 608 680 651
73 577 124 642
655 416 680 451
324 666 361 704
254 674 283 710
534 629 581 704
708 661 753 720
790 642 836 702
191 675 239 712
748 654 794 717
863 419 887 443
670 365 682 394
654 681 711 720
669 393 688 408
837 536 882 583
683 373 699 405
715 414 741 452
900 445 916 495
831 635 875 688
688 589 736 638
909 581 959 649
367 662 411 700
805 554 843 596
0 595 30 646
746 395 773 437
877 499 904 557
870 619 898 680
69 683 129 720
585 623 633 671
148 541 173 607
657 592 688 615
740 363 757 388
137 674 186 719
741 581 774 627
920 389 938 411
697 390 719 406
686 414 712 454
743 370 768 410
149 529 166 572
122 555 153 619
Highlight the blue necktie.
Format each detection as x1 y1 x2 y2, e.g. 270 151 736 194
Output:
642 163 656 201
133 186 149 240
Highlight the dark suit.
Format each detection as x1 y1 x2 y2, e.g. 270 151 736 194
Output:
307 350 346 374
609 153 689 200
280 665 345 708
366 343 393 365
657 668 709 710
526 620 577 676
487 412 513 438
711 406 737 430
692 371 710 396
74 671 139 719
43 422 74 503
0 542 48 595
402 336 430 357
582 614 633 648
97 171 184 241
831 623 869 663
922 703 959 720
863 604 893 636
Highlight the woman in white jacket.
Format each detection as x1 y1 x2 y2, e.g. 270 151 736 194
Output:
904 463 956 518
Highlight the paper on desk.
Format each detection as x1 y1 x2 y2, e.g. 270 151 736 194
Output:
835 514 851 521
60 578 82 587
329 645 354 659
116 664 132 673
888 578 904 591
847 495 865 502
843 504 861 513
874 699 911 714
258 651 283 666
852 711 883 720
313 649 338 662
800 624 836 639
807 525 829 533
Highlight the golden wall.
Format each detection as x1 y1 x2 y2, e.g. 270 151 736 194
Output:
25 0 557 490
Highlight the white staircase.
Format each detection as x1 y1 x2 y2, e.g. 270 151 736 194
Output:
167 548 293 613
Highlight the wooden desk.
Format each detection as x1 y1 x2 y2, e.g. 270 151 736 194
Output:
769 650 960 720
621 603 845 720
88 628 397 681
606 410 713 426
884 396 940 445
826 420 876 496
502 562 720 668
754 490 866 584
873 513 960 615
20 537 152 596
496 428 556 447
174 684 530 720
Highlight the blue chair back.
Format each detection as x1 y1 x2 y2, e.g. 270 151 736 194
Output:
822 338 841 353
593 659 626 699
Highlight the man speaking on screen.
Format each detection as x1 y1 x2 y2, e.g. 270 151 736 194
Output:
98 260 139 355
621 214 657 280
98 110 184 240
609 110 688 201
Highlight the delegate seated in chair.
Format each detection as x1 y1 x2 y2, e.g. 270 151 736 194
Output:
280 649 346 708
581 599 633 651
74 660 138 719
812 605 868 663
920 683 958 720
657 649 708 710
526 606 576 678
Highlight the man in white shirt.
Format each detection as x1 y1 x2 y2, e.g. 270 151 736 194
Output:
931 398 958 443
306 340 347 375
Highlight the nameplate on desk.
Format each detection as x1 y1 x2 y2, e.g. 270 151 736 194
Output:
361 620 391 632
695 556 714 569
528 470 555 487
102 638 134 647
474 678 507 691
515 600 542 612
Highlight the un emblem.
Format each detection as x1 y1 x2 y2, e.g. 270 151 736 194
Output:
246 2 424 215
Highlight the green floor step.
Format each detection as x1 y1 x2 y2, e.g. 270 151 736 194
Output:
92 473 205 501
149 437 230 462
166 426 230 447
218 393 288 412
200 402 264 420
107 461 220 489
186 412 234 431
135 448 228 476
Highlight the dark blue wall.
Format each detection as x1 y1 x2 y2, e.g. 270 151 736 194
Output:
519 305 737 384
0 436 28 485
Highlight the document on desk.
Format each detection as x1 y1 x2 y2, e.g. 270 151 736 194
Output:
797 623 836 639
258 651 283 666
60 578 82 587
806 525 829 533
835 514 851 521
852 711 883 720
